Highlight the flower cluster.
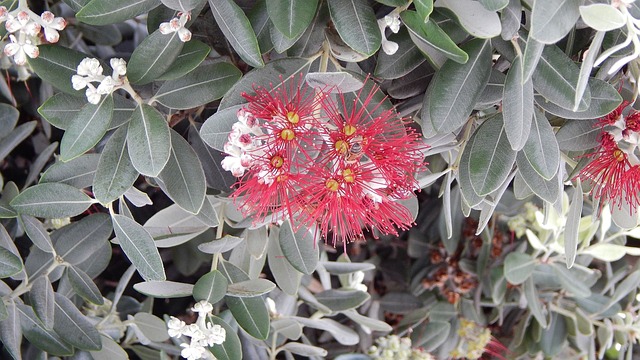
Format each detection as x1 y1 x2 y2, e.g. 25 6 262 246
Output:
72 57 127 104
377 13 401 55
0 6 66 67
449 319 506 360
221 76 426 246
367 334 434 360
577 102 640 212
159 11 192 42
167 301 226 360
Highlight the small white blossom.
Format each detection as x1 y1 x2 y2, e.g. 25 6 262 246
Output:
85 85 101 105
377 15 400 55
180 342 207 360
110 58 127 78
167 301 226 360
4 35 38 65
5 11 40 36
159 11 192 42
0 6 8 22
40 11 67 43
167 316 187 338
192 300 214 316
96 76 117 95
384 14 401 33
72 57 127 104
77 58 103 78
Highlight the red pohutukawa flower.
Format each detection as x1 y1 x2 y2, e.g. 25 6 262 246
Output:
577 101 640 211
221 75 426 245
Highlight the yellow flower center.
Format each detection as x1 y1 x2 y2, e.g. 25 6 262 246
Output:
280 128 295 141
325 179 340 191
270 155 284 168
335 140 349 155
343 124 357 136
286 111 299 124
342 168 355 183
613 149 625 162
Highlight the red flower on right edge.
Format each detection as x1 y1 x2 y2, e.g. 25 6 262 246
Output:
577 101 640 211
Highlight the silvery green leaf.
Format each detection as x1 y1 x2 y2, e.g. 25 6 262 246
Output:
435 0 501 38
540 313 567 356
27 45 88 95
29 276 55 330
248 0 273 54
503 56 533 150
53 294 101 350
598 270 640 314
66 265 104 305
327 0 381 57
266 0 318 40
0 121 36 162
316 289 370 312
154 62 241 110
293 317 359 345
565 181 583 268
208 315 243 360
516 159 560 204
281 343 327 357
133 313 170 342
226 279 275 297
320 261 375 275
521 108 560 180
524 277 548 328
574 31 605 111
226 296 270 340
193 270 228 304
112 214 166 281
158 40 211 80
23 142 58 190
467 114 516 196
17 304 74 356
479 0 508 11
161 0 204 11
0 246 22 278
208 0 264 68
40 154 100 189
198 235 244 254
93 126 139 205
10 183 93 218
579 4 625 32
556 120 600 151
200 104 245 152
529 0 580 44
341 309 393 332
279 220 318 275
550 263 591 298
271 318 302 340
504 252 535 285
127 30 184 85
410 321 450 351
0 103 18 139
425 39 491 134
402 10 468 65
267 227 302 296
126 104 171 177
19 215 54 253
500 0 521 41
133 281 193 298
77 0 160 25
306 72 364 92
0 299 21 360
537 78 621 119
522 36 545 84
60 94 113 162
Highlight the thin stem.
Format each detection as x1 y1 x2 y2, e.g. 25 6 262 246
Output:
119 81 143 104
210 205 225 271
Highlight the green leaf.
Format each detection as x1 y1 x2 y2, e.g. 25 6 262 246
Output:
133 313 170 343
435 0 501 38
580 4 625 32
293 317 359 345
161 0 204 11
154 62 241 109
53 294 101 351
522 37 545 84
550 263 591 298
320 261 375 275
189 124 236 191
540 313 567 356
270 23 307 53
66 265 104 305
267 227 302 296
77 0 161 25
574 31 605 112
10 183 93 218
500 0 520 40
208 315 242 360
281 343 327 357
374 28 427 80
156 129 206 214
467 114 516 196
17 304 73 356
424 39 491 134
126 104 171 177
40 154 100 189
60 94 114 162
530 0 580 44
328 0 381 57
0 246 22 278
133 281 194 298
200 104 245 151
289 2 329 57
27 45 88 95
599 270 640 314
565 180 583 269
267 0 318 39
19 215 54 253
248 0 274 54
279 220 318 275
536 78 621 120
556 120 600 151
401 11 467 64
504 252 535 285
524 277 547 328
415 0 433 21
226 296 270 340
532 44 591 111
316 289 370 312
516 156 560 203
0 300 21 360
38 93 133 131
219 58 312 109
411 321 450 351
521 108 560 180
226 279 275 297
0 103 18 139
29 276 55 330
112 214 166 281
90 334 128 360
193 270 228 304
208 0 264 68
479 0 508 11
93 126 139 204
503 56 533 150
198 235 244 254
458 133 484 207
76 23 123 45
127 30 184 85
0 121 36 162
158 40 211 80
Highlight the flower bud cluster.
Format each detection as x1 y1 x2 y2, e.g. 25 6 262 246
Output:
167 300 226 360
159 11 192 42
72 57 127 104
378 13 401 55
221 76 426 245
0 6 66 67
367 334 434 360
449 319 506 360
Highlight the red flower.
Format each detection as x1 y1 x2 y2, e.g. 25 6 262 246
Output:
577 102 640 211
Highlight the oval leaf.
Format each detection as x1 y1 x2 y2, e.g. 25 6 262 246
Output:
530 0 581 44
53 294 102 350
504 252 535 285
580 4 625 32
93 126 139 204
522 108 560 180
126 104 171 177
193 270 228 304
60 94 114 162
0 246 22 278
327 0 381 57
77 0 160 25
315 289 370 312
10 183 93 218
401 11 468 64
133 280 194 298
66 265 104 305
112 214 166 281
503 56 533 150
225 296 270 340
226 279 275 297
17 304 73 356
127 30 184 85
27 45 88 95
208 315 242 360
279 220 318 275
267 0 318 40
29 276 55 330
